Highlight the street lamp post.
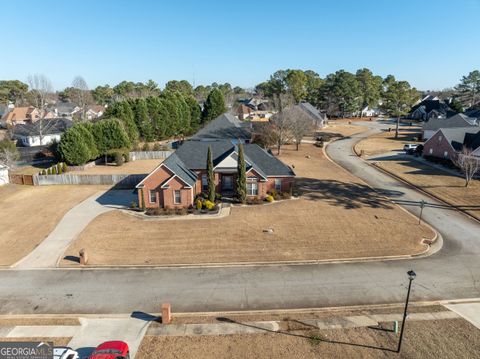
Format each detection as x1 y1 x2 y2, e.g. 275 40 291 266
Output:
397 270 416 353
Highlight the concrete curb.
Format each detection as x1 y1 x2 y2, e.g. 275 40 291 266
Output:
350 125 480 224
1 298 479 319
322 130 440 254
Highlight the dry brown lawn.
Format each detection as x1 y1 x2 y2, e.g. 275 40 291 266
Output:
0 184 108 266
137 318 480 359
69 159 162 175
322 122 368 137
61 144 433 266
376 158 480 220
355 126 422 157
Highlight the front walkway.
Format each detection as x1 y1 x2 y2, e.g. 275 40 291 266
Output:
13 190 135 269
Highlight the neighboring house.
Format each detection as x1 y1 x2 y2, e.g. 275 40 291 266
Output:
247 111 274 122
12 118 73 147
136 140 295 209
1 106 55 126
0 165 9 186
239 98 269 111
54 102 81 118
423 127 480 160
464 131 480 157
409 100 455 121
237 104 253 120
423 113 479 140
191 113 252 143
296 102 327 128
86 105 105 120
360 106 381 117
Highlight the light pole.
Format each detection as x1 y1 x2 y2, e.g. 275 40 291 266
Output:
397 270 416 353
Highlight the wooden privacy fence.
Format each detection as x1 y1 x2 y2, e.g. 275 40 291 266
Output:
129 151 172 161
9 174 34 185
35 174 146 188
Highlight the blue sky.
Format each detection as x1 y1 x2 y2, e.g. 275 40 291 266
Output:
1 0 479 91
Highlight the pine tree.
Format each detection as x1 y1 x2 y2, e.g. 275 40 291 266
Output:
206 146 216 202
236 143 247 204
201 88 227 123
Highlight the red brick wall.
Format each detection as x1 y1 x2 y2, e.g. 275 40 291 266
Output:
138 165 193 209
423 130 456 159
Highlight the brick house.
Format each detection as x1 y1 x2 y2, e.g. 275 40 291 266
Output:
423 127 480 160
136 140 295 209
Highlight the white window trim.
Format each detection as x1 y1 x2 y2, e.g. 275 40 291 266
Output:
274 178 282 191
174 190 181 204
247 181 258 196
149 190 156 203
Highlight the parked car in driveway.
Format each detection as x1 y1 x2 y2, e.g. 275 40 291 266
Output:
89 341 130 359
54 347 79 359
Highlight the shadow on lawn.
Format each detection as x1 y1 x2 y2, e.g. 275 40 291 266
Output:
216 317 396 353
295 177 402 209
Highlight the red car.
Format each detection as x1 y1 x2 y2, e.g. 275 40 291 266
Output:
89 341 130 359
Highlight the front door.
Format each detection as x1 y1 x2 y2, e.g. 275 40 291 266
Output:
222 175 233 192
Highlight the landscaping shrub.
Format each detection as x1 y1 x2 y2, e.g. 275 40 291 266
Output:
215 193 222 202
152 143 162 151
57 164 63 174
176 208 188 216
52 166 58 175
47 168 52 175
165 207 175 216
265 195 274 202
142 143 151 151
62 163 68 173
281 191 292 199
204 200 215 210
114 152 124 166
246 196 263 205
195 198 203 211
130 201 138 209
314 141 324 148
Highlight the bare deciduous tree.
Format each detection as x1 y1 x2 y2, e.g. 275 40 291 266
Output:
453 148 480 187
269 94 294 155
27 74 54 143
288 107 314 150
72 76 92 120
0 147 19 169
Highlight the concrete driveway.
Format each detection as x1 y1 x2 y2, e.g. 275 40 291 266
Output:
0 120 479 314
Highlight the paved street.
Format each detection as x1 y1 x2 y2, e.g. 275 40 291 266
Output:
0 120 479 315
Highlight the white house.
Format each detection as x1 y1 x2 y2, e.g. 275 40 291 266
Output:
360 106 381 117
12 118 72 147
0 165 9 186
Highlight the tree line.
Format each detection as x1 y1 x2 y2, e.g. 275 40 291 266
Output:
255 69 480 117
57 88 227 165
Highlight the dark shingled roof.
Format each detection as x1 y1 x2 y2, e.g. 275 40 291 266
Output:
464 130 480 151
191 113 252 141
161 152 197 187
12 118 73 137
174 140 294 176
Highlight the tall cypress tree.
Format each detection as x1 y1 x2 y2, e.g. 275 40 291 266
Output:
206 146 215 202
236 143 247 204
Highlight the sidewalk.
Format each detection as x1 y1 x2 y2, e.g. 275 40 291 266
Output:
13 190 134 269
146 310 459 337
